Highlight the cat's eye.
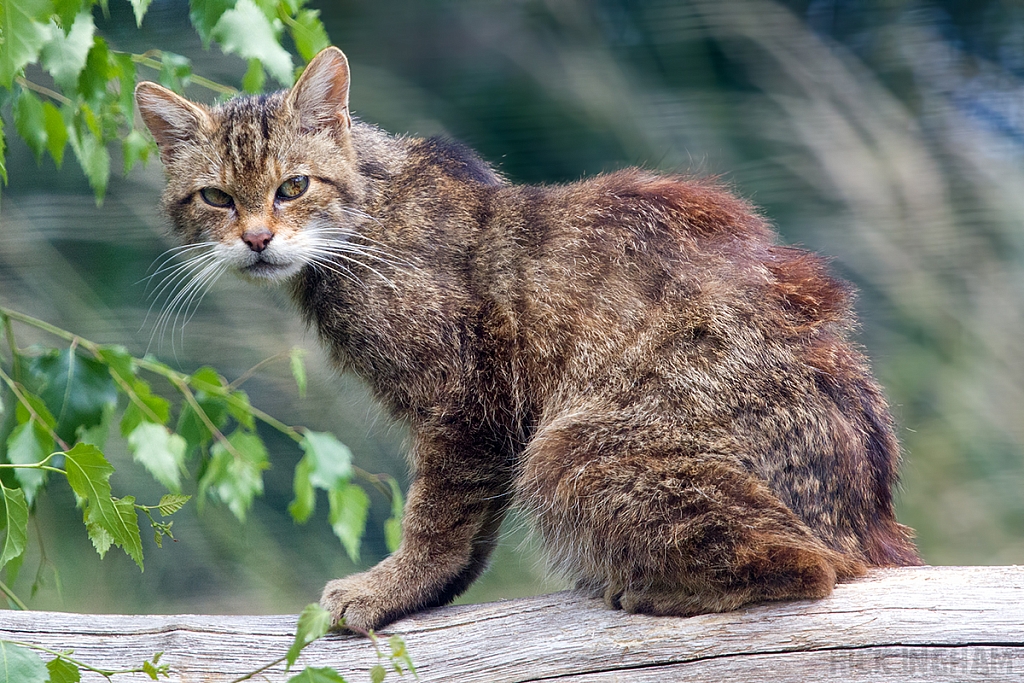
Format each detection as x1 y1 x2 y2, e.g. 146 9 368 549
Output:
199 187 234 208
276 175 310 200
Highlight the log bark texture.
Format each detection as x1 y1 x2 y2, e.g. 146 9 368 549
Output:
0 566 1021 682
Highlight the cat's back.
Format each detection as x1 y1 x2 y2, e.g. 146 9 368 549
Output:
479 168 853 388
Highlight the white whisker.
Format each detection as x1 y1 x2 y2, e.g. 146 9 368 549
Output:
306 248 399 289
139 242 219 284
306 241 410 270
145 250 228 356
161 260 223 354
180 262 229 330
310 225 421 266
139 249 219 332
306 238 417 269
143 251 217 295
308 258 364 287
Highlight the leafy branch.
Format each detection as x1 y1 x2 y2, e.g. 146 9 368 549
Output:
0 639 168 682
0 0 332 201
0 603 416 682
228 603 417 683
0 306 409 680
0 305 403 572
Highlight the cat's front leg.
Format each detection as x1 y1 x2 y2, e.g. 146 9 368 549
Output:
321 431 510 632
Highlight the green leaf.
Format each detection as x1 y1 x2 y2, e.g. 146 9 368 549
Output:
288 454 315 523
211 0 294 86
112 51 136 121
0 117 7 185
80 101 100 139
176 392 228 454
300 431 353 490
0 485 28 572
122 128 153 174
40 12 95 90
198 430 268 521
290 347 307 398
328 484 368 563
190 366 225 393
64 443 144 569
3 552 23 587
24 348 118 445
369 664 386 683
286 603 332 670
288 9 330 63
76 37 112 107
85 515 112 557
13 88 47 162
157 51 191 93
189 0 236 48
45 655 80 683
388 635 415 676
177 367 229 451
128 0 152 26
96 344 134 383
227 390 255 430
384 517 401 554
0 641 48 683
68 118 109 203
286 668 346 683
27 560 60 599
384 478 404 552
0 0 55 88
5 422 52 505
290 431 355 525
120 377 170 436
141 654 166 680
241 58 265 94
9 394 57 504
42 101 68 167
75 402 114 449
127 422 186 492
386 479 403 520
250 0 276 22
109 495 143 566
14 390 57 430
155 493 190 516
53 0 85 31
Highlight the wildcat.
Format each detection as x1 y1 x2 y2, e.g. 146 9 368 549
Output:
135 46 920 632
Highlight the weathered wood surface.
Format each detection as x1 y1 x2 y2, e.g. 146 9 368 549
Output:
0 566 1021 682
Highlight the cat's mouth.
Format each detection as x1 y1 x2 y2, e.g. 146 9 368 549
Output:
238 256 302 281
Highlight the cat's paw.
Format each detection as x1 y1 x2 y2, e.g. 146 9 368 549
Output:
602 581 708 617
320 573 396 633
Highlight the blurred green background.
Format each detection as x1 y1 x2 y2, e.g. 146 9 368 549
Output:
2 0 1024 615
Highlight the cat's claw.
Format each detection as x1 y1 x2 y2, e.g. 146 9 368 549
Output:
320 573 396 634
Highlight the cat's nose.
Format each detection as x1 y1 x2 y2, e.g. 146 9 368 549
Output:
242 228 274 252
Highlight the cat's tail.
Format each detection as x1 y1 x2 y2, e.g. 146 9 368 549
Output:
864 519 923 567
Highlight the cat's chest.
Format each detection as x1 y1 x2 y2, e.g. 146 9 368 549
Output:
295 264 481 393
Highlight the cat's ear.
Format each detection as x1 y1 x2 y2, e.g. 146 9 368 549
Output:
286 46 351 135
135 82 213 164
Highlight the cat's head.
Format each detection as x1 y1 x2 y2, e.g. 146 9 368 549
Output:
135 47 365 283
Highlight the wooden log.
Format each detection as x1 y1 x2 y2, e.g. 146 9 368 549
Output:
0 566 1021 682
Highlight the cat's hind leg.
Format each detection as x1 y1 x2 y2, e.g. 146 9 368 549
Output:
517 412 865 616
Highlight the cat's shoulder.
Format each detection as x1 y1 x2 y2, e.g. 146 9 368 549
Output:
406 136 505 186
